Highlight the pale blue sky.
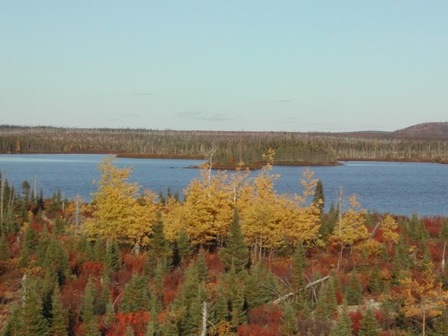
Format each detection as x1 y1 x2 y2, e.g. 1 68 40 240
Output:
1 1 447 132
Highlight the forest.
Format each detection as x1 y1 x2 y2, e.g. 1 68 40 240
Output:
1 155 448 335
1 124 448 167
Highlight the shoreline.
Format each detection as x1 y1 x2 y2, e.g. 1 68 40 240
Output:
1 152 447 168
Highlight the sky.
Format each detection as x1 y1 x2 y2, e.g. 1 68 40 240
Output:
1 1 447 132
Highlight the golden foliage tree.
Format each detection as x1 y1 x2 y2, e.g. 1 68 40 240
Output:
84 157 157 253
399 268 448 336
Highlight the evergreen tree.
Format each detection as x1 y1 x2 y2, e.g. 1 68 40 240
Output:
0 233 8 260
312 179 325 215
281 302 298 335
172 227 192 267
120 275 150 313
358 309 380 336
81 278 100 336
345 271 363 305
330 302 352 336
218 208 249 272
20 275 50 336
146 212 171 272
315 276 338 319
50 282 68 336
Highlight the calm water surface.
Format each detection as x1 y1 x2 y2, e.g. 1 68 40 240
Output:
0 154 447 216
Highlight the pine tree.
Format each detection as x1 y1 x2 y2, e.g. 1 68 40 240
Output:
358 309 380 336
218 208 249 272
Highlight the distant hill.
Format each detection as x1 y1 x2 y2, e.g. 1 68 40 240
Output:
394 122 448 139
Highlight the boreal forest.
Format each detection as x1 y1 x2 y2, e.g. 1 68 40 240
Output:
1 122 448 167
1 148 448 335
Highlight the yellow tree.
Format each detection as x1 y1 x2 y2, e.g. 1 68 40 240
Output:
329 194 369 268
399 268 448 336
281 169 321 246
83 157 157 254
381 214 399 249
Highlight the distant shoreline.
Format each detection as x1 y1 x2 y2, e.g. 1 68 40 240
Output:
2 152 446 168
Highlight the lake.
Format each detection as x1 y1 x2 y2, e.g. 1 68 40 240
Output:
0 154 447 217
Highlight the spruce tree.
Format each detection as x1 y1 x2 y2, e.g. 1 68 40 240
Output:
312 179 325 215
0 234 8 260
281 302 298 335
120 275 150 313
345 271 363 305
50 282 68 336
146 212 171 272
330 302 352 336
218 208 248 273
81 278 100 336
358 308 380 336
20 275 50 336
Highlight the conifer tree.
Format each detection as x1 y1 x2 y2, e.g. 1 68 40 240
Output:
120 275 150 313
0 233 8 260
358 309 380 336
218 208 249 272
50 281 68 336
330 302 352 336
315 276 338 319
312 179 325 215
81 278 100 336
281 302 298 335
345 270 363 305
145 212 171 272
20 275 50 336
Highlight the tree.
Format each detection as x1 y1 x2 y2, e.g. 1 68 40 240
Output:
83 157 157 254
50 282 68 336
312 179 325 215
81 278 100 336
329 195 369 268
358 309 380 336
219 208 249 272
398 268 448 336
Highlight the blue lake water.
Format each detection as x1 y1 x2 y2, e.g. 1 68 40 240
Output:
0 154 447 217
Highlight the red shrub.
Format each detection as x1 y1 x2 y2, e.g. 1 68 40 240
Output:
423 217 443 237
349 310 363 334
81 261 103 277
108 311 150 336
122 253 146 273
247 305 282 327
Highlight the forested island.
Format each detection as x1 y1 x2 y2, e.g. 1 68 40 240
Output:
1 157 448 335
1 122 448 168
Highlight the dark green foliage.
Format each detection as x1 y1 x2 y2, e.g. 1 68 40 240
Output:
330 303 352 336
315 276 338 319
345 271 363 305
145 212 171 273
218 208 249 273
20 275 50 336
172 227 192 267
320 203 338 239
120 275 150 313
358 309 380 336
50 282 68 336
312 179 325 214
81 278 100 336
281 302 298 335
0 234 8 260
